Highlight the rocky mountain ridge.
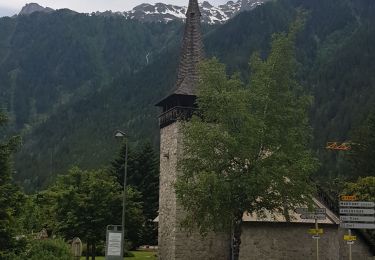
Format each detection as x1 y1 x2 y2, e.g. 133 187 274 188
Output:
119 0 269 24
19 3 54 15
19 1 269 24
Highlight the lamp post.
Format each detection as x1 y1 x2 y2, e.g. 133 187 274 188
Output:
115 130 128 254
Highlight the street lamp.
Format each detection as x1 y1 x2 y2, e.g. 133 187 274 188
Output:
115 130 128 254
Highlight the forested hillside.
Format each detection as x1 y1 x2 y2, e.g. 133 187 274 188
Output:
0 0 374 191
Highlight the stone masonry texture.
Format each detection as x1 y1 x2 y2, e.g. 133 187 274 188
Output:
158 122 230 260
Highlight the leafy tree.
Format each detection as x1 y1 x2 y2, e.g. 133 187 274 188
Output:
348 110 375 178
111 142 159 245
175 20 317 260
0 112 24 258
49 167 144 260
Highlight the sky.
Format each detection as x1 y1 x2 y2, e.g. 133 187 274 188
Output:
0 0 229 17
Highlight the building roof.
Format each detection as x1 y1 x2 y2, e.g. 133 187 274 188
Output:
154 198 340 225
243 198 340 225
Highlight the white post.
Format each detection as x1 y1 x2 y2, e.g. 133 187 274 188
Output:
315 219 319 260
348 229 352 260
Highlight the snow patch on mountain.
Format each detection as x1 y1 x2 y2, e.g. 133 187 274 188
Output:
121 0 269 24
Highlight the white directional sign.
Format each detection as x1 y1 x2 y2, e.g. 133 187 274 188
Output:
300 213 326 220
295 208 326 214
340 208 375 215
340 223 375 229
339 201 375 208
339 197 375 230
340 216 375 222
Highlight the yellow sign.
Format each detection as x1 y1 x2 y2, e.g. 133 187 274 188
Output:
344 235 356 241
341 195 357 201
308 229 324 235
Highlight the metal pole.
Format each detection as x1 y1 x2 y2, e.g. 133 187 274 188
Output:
122 139 128 254
315 219 319 260
348 229 352 260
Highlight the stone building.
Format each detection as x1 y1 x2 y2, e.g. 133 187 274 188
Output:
155 0 375 259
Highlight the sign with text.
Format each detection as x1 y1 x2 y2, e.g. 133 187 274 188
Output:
340 208 375 215
340 216 375 222
344 235 356 241
308 229 324 235
339 197 374 230
107 233 122 256
339 201 375 208
300 213 326 220
340 195 357 201
340 223 375 229
105 225 123 260
295 208 326 214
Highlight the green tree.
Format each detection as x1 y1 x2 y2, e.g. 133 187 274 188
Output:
111 142 159 245
49 167 144 260
348 110 375 178
175 20 317 260
0 112 24 258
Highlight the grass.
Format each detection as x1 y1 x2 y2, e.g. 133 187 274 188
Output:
80 251 157 260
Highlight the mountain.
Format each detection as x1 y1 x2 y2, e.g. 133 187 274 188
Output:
111 0 269 24
19 3 54 15
16 1 269 24
0 0 374 191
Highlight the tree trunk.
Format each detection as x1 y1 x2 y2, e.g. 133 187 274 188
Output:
231 214 243 260
91 242 96 260
86 242 90 260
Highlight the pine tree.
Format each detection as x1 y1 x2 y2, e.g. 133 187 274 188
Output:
111 142 159 245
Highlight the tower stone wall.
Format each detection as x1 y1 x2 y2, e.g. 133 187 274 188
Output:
158 122 230 260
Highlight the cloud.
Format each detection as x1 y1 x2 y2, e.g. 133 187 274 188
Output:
0 6 17 17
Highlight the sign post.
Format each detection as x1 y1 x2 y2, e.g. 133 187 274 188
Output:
105 225 123 260
315 219 319 260
295 208 326 260
339 195 375 260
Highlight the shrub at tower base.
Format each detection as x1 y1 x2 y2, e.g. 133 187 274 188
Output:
175 19 318 260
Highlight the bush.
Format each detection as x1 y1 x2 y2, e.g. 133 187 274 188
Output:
25 239 72 260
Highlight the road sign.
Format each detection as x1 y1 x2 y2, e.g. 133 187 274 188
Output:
347 241 355 245
340 223 375 229
308 229 324 235
341 195 357 201
344 235 357 241
312 235 320 240
340 216 375 222
296 208 326 214
301 213 326 220
339 201 375 208
340 208 375 215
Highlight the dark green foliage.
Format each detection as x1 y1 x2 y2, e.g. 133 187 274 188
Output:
348 110 375 178
0 0 373 189
46 167 144 254
111 142 159 245
0 112 25 258
12 238 73 260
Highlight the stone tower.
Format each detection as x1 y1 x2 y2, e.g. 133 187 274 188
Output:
156 1 230 259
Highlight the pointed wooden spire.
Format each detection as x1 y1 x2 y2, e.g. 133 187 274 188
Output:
174 0 204 95
156 0 204 127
